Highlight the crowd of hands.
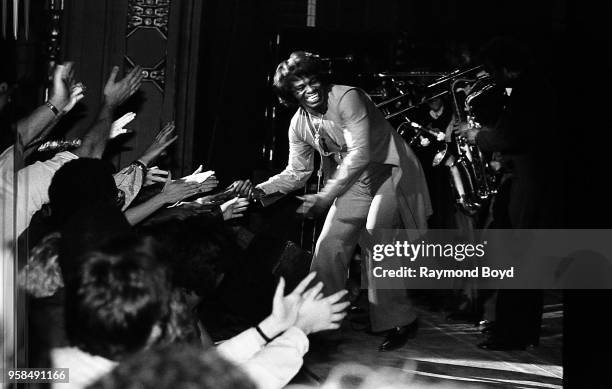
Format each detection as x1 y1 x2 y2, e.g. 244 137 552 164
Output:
44 62 350 335
44 61 257 221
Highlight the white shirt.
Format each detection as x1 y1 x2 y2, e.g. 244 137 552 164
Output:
217 327 309 389
1 146 78 364
49 327 308 389
51 347 117 389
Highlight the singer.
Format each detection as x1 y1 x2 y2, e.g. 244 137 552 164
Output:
255 52 432 351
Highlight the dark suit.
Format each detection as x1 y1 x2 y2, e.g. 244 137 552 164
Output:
475 68 559 345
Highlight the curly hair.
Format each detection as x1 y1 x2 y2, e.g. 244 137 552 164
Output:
273 51 328 106
88 344 256 389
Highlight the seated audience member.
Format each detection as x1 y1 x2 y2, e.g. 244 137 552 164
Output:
51 232 348 389
87 344 256 389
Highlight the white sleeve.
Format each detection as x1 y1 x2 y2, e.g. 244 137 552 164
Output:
216 327 265 365
240 327 309 389
13 151 78 237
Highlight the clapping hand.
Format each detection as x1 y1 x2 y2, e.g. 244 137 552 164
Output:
295 285 349 335
104 65 144 108
258 272 317 338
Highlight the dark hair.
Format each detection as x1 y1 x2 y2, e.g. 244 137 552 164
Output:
273 51 328 106
480 36 531 73
87 344 256 389
48 158 119 225
140 220 241 297
66 234 170 360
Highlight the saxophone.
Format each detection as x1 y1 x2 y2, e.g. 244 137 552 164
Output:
432 76 499 216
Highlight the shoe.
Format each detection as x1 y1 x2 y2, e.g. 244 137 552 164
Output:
378 320 419 352
478 320 496 334
477 336 537 351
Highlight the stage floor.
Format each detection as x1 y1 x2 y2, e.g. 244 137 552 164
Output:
302 295 563 388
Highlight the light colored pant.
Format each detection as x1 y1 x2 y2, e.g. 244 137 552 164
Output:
310 163 416 332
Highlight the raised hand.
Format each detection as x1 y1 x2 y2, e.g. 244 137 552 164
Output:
103 65 144 108
139 122 178 166
220 197 249 220
49 62 78 112
110 112 136 139
258 272 317 337
61 82 85 114
295 288 349 335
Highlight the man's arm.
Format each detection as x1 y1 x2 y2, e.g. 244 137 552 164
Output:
73 66 143 158
256 114 314 195
18 63 83 148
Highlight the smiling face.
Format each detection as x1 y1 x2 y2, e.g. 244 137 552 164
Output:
291 77 325 112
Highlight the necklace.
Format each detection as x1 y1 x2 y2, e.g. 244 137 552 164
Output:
308 111 324 145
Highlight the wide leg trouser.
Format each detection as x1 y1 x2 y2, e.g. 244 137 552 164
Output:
310 164 417 332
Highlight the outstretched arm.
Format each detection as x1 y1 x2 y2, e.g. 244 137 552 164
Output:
18 62 84 148
256 114 314 195
73 65 143 158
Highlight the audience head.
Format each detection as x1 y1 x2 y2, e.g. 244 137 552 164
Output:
88 343 256 389
49 158 121 226
66 234 170 361
273 51 329 108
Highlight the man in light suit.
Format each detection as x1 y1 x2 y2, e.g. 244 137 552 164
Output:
255 52 432 351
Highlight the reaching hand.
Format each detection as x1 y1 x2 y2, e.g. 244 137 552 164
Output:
295 287 349 335
259 273 317 337
110 112 136 139
220 197 249 220
159 178 202 204
139 122 178 166
103 65 144 108
49 62 78 112
296 194 330 219
144 166 170 186
227 180 253 198
61 82 85 113
181 168 218 193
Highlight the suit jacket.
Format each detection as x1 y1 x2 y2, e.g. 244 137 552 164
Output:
257 85 432 229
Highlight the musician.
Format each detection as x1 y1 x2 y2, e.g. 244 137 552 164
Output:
454 37 559 350
254 52 432 351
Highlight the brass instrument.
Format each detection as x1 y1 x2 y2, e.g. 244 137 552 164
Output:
432 74 499 216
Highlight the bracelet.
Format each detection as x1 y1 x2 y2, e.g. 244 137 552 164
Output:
45 101 60 116
133 159 148 170
255 325 273 344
